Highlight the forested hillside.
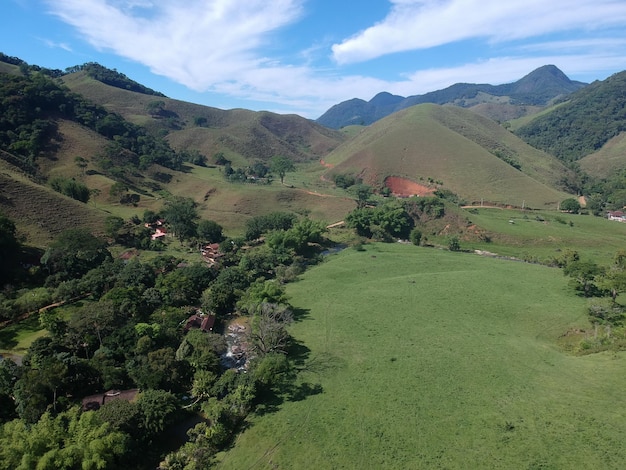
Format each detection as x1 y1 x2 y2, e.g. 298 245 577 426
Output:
515 70 626 162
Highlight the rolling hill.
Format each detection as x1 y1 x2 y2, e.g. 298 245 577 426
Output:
515 70 626 176
317 65 586 129
61 71 344 165
323 104 573 209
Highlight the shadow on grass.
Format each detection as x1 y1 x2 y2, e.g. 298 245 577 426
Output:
291 306 311 323
253 339 326 416
0 327 19 350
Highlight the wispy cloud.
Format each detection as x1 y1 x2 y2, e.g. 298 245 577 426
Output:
40 38 73 52
46 0 304 88
44 0 626 117
331 0 626 64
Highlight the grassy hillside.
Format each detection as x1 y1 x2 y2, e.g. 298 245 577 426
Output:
324 104 572 209
579 132 626 178
0 159 107 246
218 243 626 469
457 207 626 265
62 71 344 164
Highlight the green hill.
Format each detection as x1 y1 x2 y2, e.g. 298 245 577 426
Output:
515 70 626 164
61 71 344 164
219 243 626 469
324 104 573 209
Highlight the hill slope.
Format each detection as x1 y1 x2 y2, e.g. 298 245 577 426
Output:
62 71 344 164
515 70 626 167
323 104 572 208
317 65 586 128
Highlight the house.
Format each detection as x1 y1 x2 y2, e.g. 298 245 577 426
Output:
151 227 167 240
183 312 216 333
82 388 139 411
201 243 223 266
608 211 626 222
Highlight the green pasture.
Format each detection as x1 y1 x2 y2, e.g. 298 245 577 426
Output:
218 243 626 469
0 315 46 356
459 207 626 265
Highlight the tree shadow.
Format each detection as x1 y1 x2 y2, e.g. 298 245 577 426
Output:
0 328 19 350
291 306 310 323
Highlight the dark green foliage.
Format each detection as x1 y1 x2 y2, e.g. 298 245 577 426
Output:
333 173 361 189
560 198 581 213
410 228 422 246
156 263 214 306
244 211 297 240
270 155 295 184
80 62 166 97
448 236 461 252
563 259 603 297
136 389 178 437
0 214 21 285
202 266 251 315
350 184 372 208
0 406 128 470
345 201 414 240
516 71 626 161
0 70 184 173
40 229 111 283
161 197 198 241
197 219 224 243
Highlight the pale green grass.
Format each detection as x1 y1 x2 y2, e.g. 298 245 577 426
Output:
461 207 626 265
0 315 47 355
218 244 626 469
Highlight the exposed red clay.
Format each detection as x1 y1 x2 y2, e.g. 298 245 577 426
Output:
384 176 435 197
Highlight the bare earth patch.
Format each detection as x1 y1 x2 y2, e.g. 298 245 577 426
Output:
384 176 435 197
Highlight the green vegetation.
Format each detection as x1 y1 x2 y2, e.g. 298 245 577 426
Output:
218 244 626 469
516 71 626 162
5 53 626 469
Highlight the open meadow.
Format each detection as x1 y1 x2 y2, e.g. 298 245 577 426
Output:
218 243 626 469
459 207 626 265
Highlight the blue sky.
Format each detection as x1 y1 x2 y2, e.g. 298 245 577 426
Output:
3 0 626 118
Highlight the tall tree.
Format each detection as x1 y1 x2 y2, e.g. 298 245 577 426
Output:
270 156 295 185
161 197 198 241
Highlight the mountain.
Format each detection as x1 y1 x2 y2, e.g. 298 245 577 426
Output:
322 103 573 209
317 65 587 129
515 70 626 171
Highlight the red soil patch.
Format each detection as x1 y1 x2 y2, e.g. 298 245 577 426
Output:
384 176 435 197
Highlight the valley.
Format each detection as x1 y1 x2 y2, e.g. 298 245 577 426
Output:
2 54 626 469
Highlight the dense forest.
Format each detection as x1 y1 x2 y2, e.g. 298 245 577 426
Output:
0 203 332 468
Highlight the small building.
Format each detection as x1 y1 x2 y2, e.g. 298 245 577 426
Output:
82 388 139 411
608 211 626 222
183 312 216 333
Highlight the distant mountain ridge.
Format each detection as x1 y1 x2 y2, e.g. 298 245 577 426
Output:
317 65 587 128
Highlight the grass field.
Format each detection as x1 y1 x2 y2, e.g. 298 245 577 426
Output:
217 243 626 469
459 207 626 265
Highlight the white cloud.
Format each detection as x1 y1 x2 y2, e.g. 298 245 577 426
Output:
46 0 304 88
43 0 626 118
332 0 626 64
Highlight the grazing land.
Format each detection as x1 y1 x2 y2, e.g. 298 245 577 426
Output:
459 207 626 265
218 243 626 469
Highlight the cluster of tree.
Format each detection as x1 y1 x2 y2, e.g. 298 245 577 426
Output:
0 205 329 467
66 62 166 97
332 172 362 189
49 176 90 203
223 160 271 183
220 155 295 185
345 197 445 242
0 70 189 175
